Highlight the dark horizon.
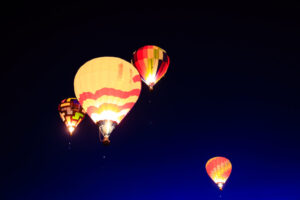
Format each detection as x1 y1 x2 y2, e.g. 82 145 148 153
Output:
2 2 300 200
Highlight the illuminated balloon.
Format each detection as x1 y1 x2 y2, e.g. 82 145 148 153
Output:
58 98 85 135
74 57 141 145
132 45 170 90
206 157 232 190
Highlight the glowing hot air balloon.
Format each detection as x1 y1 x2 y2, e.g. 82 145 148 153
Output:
132 45 170 90
58 98 85 135
74 57 141 145
206 156 232 190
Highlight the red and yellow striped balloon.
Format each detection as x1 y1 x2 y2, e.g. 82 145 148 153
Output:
132 45 170 90
74 57 141 144
206 157 232 190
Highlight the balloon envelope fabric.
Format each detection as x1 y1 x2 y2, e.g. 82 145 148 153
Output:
73 57 141 143
206 157 232 190
58 98 85 135
132 45 170 90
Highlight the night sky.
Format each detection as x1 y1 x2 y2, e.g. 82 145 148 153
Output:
2 2 300 200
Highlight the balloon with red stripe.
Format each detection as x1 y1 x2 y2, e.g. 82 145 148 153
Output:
132 45 170 90
206 157 232 190
74 57 141 145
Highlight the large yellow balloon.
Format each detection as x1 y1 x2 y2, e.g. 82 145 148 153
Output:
74 57 141 144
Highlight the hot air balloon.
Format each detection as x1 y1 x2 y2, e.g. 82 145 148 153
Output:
74 57 141 145
206 157 232 190
58 98 85 135
131 45 170 90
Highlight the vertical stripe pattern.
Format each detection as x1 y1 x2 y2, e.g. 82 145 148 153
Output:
132 45 170 89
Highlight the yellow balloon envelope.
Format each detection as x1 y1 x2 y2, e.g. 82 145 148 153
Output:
74 57 141 144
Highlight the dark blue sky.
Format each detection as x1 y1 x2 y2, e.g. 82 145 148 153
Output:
2 2 300 200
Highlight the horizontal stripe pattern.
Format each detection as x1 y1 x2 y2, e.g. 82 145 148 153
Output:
82 95 139 110
74 57 141 124
79 88 141 105
80 88 140 123
86 103 135 116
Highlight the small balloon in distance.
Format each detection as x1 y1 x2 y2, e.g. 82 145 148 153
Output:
206 156 232 190
58 98 85 135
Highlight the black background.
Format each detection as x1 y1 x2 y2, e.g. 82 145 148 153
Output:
2 2 300 200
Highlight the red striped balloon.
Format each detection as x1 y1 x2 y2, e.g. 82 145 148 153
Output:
132 45 170 90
